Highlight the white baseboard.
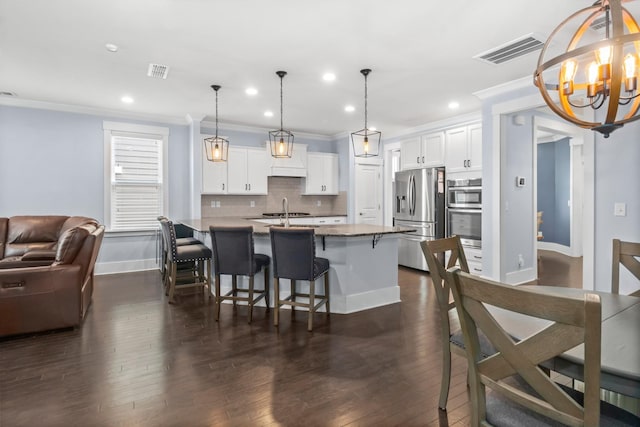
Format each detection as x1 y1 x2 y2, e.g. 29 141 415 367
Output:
95 259 159 275
538 242 574 257
505 267 535 285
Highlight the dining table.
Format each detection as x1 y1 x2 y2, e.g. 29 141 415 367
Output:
489 285 640 399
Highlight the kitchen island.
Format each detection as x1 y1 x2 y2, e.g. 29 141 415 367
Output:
179 217 414 314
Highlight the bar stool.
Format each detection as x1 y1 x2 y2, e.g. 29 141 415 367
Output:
269 226 330 332
157 216 201 287
209 226 270 323
158 217 212 303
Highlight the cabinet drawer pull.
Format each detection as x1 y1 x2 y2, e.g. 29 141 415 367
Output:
3 281 25 289
473 255 482 259
473 267 482 272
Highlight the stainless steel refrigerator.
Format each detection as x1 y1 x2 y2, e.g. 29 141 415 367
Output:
394 167 446 271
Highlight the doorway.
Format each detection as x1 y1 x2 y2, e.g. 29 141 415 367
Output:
533 114 584 279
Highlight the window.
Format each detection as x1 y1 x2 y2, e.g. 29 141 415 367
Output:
104 122 169 232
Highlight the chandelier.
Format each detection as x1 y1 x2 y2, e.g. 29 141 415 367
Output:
269 71 294 158
351 69 381 157
534 0 640 138
203 85 229 162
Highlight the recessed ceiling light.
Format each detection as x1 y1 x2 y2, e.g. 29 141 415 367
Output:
264 111 274 117
121 96 134 104
344 105 355 112
246 87 258 96
105 43 118 52
322 73 336 82
448 101 460 109
369 127 377 131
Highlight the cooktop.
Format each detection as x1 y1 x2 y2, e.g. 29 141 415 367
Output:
262 212 310 217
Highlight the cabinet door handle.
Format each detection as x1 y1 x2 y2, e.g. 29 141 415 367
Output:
422 156 425 163
248 184 251 191
467 159 471 168
222 183 225 191
417 156 420 164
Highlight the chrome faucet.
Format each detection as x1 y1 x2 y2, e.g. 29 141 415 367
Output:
281 197 290 228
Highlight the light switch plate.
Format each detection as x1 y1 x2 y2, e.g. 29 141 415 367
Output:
614 202 626 217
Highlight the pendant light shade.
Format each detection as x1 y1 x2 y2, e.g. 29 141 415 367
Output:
204 85 229 162
351 68 381 157
534 0 640 138
269 71 294 158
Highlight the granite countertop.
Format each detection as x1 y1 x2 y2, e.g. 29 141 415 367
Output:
179 217 416 237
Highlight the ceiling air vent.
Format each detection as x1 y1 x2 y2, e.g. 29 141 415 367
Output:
473 34 544 65
147 63 170 79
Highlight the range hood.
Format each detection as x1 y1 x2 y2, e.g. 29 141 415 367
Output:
268 143 307 177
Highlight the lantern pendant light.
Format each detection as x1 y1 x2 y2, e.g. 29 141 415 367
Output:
204 85 229 162
351 68 381 157
269 71 294 158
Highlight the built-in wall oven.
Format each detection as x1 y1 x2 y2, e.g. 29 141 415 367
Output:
447 178 482 248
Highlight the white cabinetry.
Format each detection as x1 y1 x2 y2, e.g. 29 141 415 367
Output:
400 132 445 170
445 124 482 173
464 246 483 276
227 147 268 194
202 144 228 194
304 153 338 195
314 216 346 225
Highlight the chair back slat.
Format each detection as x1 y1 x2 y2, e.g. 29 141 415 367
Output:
447 268 602 426
421 236 469 316
612 239 640 295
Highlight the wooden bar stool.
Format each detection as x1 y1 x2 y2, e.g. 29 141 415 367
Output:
209 226 270 323
269 226 329 332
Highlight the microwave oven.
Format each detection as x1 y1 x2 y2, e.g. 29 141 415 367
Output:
447 178 482 209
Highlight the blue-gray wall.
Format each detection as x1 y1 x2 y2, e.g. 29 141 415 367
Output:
0 105 188 267
537 138 570 246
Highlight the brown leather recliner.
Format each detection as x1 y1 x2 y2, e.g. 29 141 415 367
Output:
0 216 104 337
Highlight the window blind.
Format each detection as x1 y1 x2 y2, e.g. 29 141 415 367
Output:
111 136 163 231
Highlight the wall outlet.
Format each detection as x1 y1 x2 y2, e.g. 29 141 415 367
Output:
317 200 322 207
614 202 626 217
250 200 255 207
517 254 525 268
211 200 215 208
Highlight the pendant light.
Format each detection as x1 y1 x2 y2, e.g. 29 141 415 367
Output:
269 71 294 158
534 0 640 138
351 68 381 157
204 85 229 162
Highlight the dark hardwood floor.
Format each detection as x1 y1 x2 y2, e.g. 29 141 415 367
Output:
0 253 583 427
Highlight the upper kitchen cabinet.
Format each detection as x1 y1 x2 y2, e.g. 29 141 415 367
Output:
445 123 482 173
304 152 338 195
400 132 445 170
202 138 228 194
268 143 307 177
227 147 268 194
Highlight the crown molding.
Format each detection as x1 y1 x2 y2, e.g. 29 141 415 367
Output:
201 119 333 141
383 112 482 141
473 75 533 100
0 96 189 125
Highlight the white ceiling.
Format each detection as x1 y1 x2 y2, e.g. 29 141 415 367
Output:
0 0 603 137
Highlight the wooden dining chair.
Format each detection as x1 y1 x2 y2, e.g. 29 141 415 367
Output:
612 239 640 297
421 236 495 411
447 268 640 426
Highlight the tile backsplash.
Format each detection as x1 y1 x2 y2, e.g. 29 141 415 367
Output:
201 177 347 218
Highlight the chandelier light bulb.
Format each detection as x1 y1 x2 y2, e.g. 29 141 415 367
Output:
563 60 577 82
213 143 220 160
279 138 285 154
596 45 612 65
624 53 637 78
363 137 369 154
588 62 599 85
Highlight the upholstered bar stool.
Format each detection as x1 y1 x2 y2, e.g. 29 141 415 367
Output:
159 218 212 304
269 226 330 332
157 216 201 287
209 226 270 323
